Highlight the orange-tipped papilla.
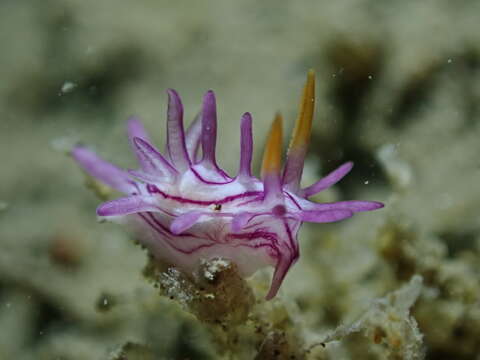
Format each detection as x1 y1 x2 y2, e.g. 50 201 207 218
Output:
261 113 283 179
261 113 284 201
282 70 315 191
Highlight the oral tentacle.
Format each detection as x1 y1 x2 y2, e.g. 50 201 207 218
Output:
97 195 162 217
304 200 384 213
72 146 136 194
301 161 354 197
299 209 353 223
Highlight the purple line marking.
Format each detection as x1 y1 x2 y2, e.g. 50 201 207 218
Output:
146 183 261 206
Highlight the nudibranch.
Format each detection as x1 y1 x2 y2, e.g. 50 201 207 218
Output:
73 71 383 300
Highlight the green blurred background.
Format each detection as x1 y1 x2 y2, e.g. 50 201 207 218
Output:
1 1 480 359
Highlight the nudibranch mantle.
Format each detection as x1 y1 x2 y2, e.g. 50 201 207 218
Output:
73 71 383 300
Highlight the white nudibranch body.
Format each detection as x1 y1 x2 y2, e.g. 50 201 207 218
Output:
73 72 383 299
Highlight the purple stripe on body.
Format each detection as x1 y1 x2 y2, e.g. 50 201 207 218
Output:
138 213 171 239
283 191 302 210
283 219 299 254
139 213 219 256
145 183 261 206
229 229 279 245
145 212 196 238
190 167 233 185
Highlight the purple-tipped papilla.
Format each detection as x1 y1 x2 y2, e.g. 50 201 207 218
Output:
72 72 384 300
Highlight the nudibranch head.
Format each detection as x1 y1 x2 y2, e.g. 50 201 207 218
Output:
73 70 383 300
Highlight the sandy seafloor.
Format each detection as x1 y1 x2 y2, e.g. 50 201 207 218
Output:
1 1 480 359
